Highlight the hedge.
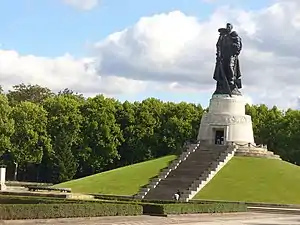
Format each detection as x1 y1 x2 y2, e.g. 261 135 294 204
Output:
0 195 78 204
0 203 143 220
141 199 206 204
0 195 127 205
143 202 247 215
0 195 134 205
93 194 134 202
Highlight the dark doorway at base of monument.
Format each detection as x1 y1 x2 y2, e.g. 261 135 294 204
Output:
215 129 225 145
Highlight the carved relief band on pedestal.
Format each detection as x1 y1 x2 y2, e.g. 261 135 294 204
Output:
211 97 244 105
201 114 250 125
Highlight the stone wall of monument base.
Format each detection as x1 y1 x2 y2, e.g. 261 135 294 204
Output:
198 113 255 145
234 146 281 160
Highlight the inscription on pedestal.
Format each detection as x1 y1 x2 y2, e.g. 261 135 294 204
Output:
201 114 250 125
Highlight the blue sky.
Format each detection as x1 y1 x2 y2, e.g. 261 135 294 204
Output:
2 0 296 108
0 0 272 57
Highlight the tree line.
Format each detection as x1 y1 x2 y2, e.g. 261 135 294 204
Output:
0 83 298 183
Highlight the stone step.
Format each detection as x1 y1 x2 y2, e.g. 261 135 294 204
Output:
158 177 203 184
144 143 230 200
138 142 202 199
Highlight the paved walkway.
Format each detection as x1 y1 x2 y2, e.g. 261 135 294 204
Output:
1 212 300 225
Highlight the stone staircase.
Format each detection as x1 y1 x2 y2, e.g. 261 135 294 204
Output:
180 144 236 201
134 141 201 200
143 144 235 201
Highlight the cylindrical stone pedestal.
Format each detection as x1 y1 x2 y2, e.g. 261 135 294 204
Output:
197 94 255 145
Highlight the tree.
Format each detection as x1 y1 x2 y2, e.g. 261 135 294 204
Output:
157 102 203 157
58 88 84 99
42 95 83 183
115 101 137 166
116 99 203 165
7 83 54 106
0 94 14 156
10 102 51 180
5 82 300 182
246 104 284 153
120 98 164 164
274 109 300 163
78 95 123 176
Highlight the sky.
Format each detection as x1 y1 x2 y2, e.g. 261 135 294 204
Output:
1 0 299 109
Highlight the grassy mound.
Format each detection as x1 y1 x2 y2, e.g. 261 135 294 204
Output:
55 155 176 195
194 156 300 204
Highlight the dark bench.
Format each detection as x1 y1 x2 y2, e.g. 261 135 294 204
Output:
26 185 71 193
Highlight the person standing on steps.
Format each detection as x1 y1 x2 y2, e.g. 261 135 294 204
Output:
174 189 181 201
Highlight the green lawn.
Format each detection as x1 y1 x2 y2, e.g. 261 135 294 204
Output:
194 156 300 204
54 155 176 195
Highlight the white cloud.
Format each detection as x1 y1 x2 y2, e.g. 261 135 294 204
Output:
2 0 300 108
62 0 100 10
91 0 300 108
0 50 146 96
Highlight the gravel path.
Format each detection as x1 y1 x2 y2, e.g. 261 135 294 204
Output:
1 212 300 225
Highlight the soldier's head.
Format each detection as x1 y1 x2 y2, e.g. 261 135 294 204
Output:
226 23 233 32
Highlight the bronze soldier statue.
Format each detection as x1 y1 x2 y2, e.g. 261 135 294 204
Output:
213 23 242 96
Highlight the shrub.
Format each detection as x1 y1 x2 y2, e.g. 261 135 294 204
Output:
93 194 134 202
0 203 143 220
0 196 73 204
93 196 137 203
143 202 247 215
141 199 208 204
0 194 137 205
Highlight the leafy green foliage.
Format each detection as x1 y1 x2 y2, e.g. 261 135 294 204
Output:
0 94 14 155
10 102 51 164
78 95 123 175
0 195 245 219
42 95 83 183
0 195 79 204
7 83 54 106
0 203 143 220
157 102 203 156
142 202 246 215
3 82 300 185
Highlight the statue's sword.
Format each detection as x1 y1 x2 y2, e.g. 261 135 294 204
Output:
218 60 232 97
